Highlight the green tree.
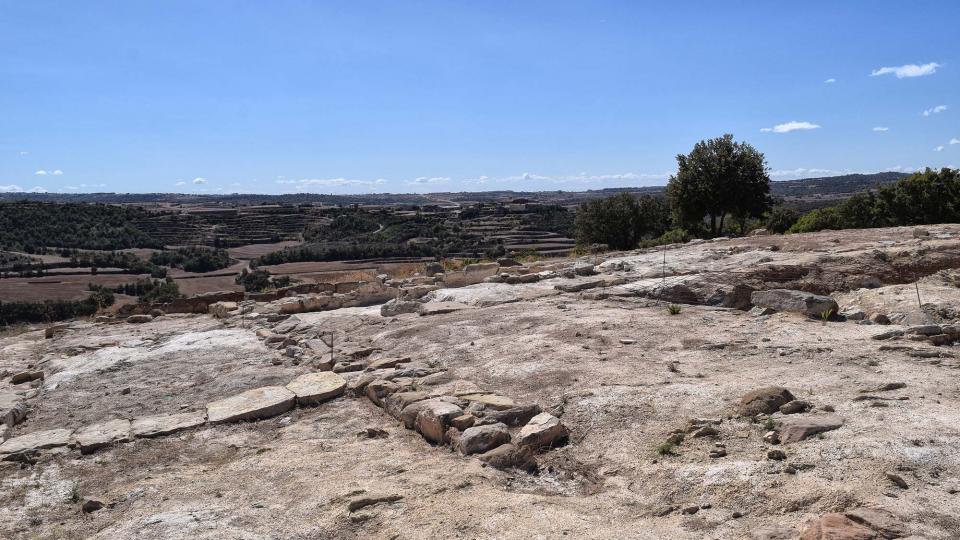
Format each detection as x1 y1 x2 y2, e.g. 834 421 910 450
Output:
666 134 771 237
574 194 670 250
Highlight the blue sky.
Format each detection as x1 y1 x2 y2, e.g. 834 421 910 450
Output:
1 1 958 195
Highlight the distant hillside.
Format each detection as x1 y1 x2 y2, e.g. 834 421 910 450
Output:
0 171 910 206
768 172 908 198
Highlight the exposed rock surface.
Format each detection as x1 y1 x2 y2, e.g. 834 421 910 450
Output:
207 386 296 424
285 372 346 406
73 419 132 454
517 412 568 449
131 411 207 438
750 289 839 317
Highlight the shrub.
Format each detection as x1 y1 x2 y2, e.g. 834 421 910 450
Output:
765 207 799 234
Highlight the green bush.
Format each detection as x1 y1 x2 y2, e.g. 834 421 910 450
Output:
141 279 182 304
575 194 670 250
787 207 844 233
150 247 231 273
765 207 799 234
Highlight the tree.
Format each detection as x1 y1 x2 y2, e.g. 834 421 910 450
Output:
574 194 670 250
765 207 800 234
666 134 771 237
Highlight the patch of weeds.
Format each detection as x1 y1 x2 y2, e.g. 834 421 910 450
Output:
762 417 776 431
69 482 81 503
667 304 682 315
657 442 680 456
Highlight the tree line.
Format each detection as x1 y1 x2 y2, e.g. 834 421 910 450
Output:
573 134 958 250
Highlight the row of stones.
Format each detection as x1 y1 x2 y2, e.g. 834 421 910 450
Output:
0 371 346 460
348 363 570 470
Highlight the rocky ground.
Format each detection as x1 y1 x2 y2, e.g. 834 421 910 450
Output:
2 225 960 539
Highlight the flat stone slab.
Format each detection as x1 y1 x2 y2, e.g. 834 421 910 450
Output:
417 301 472 316
1 391 26 427
1 428 73 458
778 414 843 443
131 411 208 438
459 393 517 411
285 372 346 406
207 386 296 424
73 419 132 454
367 357 412 371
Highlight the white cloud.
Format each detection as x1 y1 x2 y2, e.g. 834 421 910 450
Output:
935 145 945 152
34 170 48 176
494 171 670 185
824 78 836 83
872 126 889 132
0 184 24 192
769 167 837 178
278 177 380 187
769 166 921 180
27 186 47 193
871 62 941 78
18 151 28 156
192 177 207 184
922 105 947 117
175 181 186 186
52 169 63 175
950 138 960 145
761 121 821 133
406 176 451 185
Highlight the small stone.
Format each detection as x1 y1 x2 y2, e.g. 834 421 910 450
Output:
739 387 795 416
777 414 843 443
767 449 786 461
82 499 105 513
709 448 727 458
347 494 403 512
619 338 636 345
451 414 476 431
779 400 812 415
886 472 909 489
653 505 674 517
763 431 781 444
126 314 153 324
10 371 43 385
693 426 719 438
681 505 699 515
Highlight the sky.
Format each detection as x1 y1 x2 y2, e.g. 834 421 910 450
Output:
1 1 958 195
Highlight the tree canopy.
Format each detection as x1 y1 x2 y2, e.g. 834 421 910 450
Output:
574 194 670 250
666 134 771 237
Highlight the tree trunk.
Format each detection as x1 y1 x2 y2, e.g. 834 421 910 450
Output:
718 213 726 236
710 215 717 237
